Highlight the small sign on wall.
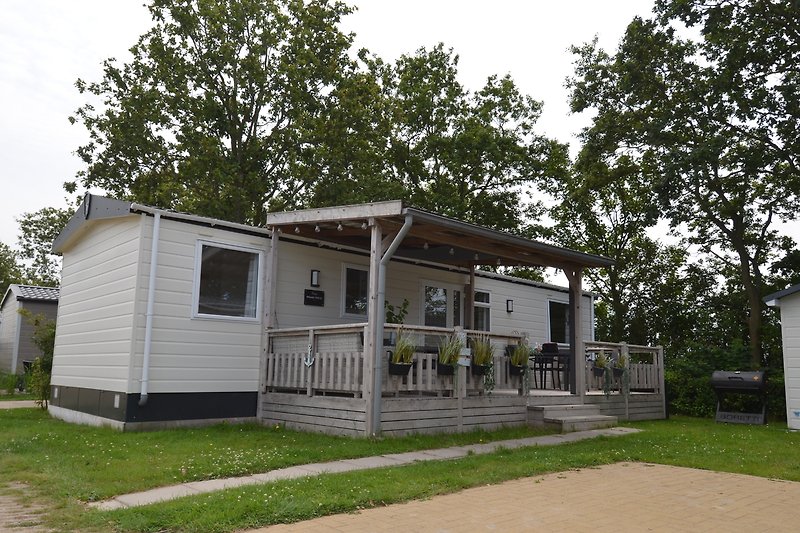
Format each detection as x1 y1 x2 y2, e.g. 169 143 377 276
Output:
304 289 324 307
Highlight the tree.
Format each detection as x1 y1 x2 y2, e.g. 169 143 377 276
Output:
71 0 357 226
545 159 687 346
0 242 23 296
16 206 74 286
568 1 800 367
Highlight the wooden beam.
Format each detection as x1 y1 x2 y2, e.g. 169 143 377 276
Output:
266 200 403 226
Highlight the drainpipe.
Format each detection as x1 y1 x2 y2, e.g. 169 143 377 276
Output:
370 213 414 434
139 212 161 407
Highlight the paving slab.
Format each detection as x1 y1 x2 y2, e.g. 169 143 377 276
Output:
0 400 37 409
249 462 800 532
339 455 408 469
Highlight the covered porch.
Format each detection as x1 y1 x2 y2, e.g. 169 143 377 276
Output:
259 201 665 436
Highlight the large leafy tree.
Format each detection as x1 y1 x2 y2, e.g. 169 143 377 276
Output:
0 243 23 296
568 0 800 367
71 0 356 226
307 44 567 234
16 206 75 286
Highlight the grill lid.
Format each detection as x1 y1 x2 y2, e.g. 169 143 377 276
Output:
710 370 766 392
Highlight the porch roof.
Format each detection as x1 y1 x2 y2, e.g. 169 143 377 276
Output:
266 200 613 271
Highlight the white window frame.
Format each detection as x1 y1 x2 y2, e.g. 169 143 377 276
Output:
341 263 370 318
420 280 463 328
547 299 570 343
473 289 491 331
192 240 264 322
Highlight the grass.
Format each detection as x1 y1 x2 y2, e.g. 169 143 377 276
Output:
3 410 800 532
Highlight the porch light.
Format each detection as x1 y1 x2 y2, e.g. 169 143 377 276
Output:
506 299 514 313
337 222 343 231
423 242 429 250
314 225 321 233
474 253 479 260
361 221 368 230
310 269 320 287
449 247 454 255
294 226 300 234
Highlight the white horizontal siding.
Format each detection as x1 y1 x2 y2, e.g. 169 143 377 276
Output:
779 294 800 429
132 217 268 394
272 241 593 344
52 216 143 391
0 297 19 373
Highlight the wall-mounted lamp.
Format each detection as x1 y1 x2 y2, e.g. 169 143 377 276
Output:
310 269 320 287
314 224 321 233
506 299 514 313
337 222 343 231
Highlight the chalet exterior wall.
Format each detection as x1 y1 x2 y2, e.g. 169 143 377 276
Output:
765 284 800 430
0 286 59 375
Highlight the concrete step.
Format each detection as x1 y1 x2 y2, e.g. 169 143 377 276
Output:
528 404 603 423
543 414 618 433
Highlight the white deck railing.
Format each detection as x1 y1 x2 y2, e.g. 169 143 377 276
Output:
263 323 527 397
262 324 664 397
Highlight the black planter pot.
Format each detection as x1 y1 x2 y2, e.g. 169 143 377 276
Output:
613 367 624 378
437 362 455 375
592 366 606 378
471 364 491 376
387 353 413 376
508 363 525 376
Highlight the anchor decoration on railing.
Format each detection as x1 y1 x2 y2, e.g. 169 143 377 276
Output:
304 342 315 367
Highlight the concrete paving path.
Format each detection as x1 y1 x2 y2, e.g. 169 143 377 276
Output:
251 462 800 532
0 400 37 409
90 427 639 511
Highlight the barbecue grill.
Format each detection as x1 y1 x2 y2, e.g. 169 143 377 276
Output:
710 370 767 424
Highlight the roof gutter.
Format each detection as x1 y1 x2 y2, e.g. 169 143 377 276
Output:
370 213 413 435
139 212 161 407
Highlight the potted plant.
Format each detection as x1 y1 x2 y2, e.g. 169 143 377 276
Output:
592 352 610 378
437 334 462 376
388 331 415 376
613 353 628 378
508 340 529 376
470 334 493 376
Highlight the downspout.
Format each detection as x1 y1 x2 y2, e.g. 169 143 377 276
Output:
371 213 413 434
139 212 161 407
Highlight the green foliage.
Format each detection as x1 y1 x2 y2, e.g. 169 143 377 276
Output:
16 205 74 286
470 334 494 366
509 339 530 367
0 242 24 297
72 0 357 225
384 298 409 324
18 310 56 408
568 0 800 367
390 331 415 364
0 371 18 395
438 334 463 366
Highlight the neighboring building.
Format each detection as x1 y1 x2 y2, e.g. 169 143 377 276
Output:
765 283 800 430
0 285 60 374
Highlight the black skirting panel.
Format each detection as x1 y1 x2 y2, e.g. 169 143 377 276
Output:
50 385 257 423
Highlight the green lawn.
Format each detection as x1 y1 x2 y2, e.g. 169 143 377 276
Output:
2 409 799 532
0 392 35 401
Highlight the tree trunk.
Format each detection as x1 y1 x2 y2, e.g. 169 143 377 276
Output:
734 244 763 369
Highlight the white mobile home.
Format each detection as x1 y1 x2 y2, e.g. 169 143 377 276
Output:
49 195 664 433
765 284 800 430
0 285 59 375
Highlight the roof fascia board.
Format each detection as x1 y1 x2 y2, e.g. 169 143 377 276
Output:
764 283 800 306
404 207 614 268
267 200 404 226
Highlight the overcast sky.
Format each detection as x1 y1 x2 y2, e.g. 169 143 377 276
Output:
0 0 655 247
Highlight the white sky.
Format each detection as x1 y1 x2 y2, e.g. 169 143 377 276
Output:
0 0 655 247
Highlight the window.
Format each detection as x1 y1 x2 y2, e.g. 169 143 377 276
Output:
424 285 448 327
549 301 569 343
195 242 261 319
343 266 369 316
473 291 490 331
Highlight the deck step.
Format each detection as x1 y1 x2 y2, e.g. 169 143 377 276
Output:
542 414 618 433
528 403 603 422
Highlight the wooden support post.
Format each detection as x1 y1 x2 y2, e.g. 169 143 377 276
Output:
563 267 585 402
307 329 315 397
466 265 475 330
621 342 629 420
364 220 382 436
658 345 666 417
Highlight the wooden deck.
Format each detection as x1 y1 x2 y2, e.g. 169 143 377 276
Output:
258 324 666 436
